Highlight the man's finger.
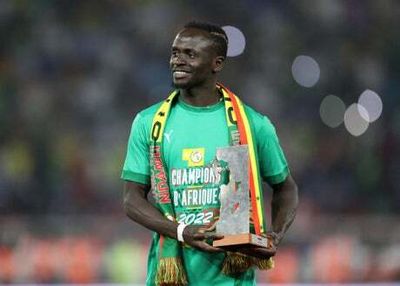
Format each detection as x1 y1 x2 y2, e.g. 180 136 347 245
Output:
195 242 225 253
192 233 207 240
203 221 217 232
209 234 224 241
192 232 224 241
235 246 277 259
253 246 277 254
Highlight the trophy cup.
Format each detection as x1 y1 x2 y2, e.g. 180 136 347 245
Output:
212 145 269 249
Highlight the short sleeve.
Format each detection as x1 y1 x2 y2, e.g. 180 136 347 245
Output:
256 117 289 185
121 113 151 185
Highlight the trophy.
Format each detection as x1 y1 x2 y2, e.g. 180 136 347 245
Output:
212 145 269 249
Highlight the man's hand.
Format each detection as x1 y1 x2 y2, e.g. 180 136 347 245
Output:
234 232 278 259
236 245 276 259
182 225 225 253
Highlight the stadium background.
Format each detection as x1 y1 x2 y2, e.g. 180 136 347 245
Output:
0 0 399 284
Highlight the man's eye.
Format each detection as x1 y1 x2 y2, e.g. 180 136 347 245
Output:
189 53 195 58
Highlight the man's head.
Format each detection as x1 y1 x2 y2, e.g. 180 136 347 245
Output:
170 21 228 89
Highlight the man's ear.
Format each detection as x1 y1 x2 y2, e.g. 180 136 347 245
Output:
212 56 225 73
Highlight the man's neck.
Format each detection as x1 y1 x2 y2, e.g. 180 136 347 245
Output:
179 82 221 107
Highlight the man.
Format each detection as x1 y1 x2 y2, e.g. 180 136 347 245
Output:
122 21 298 286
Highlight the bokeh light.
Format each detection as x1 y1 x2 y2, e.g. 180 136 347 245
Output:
319 95 346 128
358 89 383 123
291 55 320 87
344 103 370 136
222 25 246 57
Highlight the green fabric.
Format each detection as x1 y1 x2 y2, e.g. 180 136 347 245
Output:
121 170 150 185
264 166 290 185
121 96 289 286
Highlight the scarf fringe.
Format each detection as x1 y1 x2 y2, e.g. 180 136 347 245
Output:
221 252 253 276
252 257 274 270
156 257 187 286
221 253 275 276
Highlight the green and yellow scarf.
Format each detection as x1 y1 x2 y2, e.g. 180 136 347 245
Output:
150 83 273 286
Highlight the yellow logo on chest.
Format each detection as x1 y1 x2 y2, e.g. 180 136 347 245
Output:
182 148 205 167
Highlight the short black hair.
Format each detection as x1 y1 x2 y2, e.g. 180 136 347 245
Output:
183 21 228 58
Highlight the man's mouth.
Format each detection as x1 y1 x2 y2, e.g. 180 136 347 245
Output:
173 71 191 79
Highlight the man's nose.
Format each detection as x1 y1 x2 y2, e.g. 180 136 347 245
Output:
171 55 186 66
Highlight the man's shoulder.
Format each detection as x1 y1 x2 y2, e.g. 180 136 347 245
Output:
243 103 264 120
242 103 277 136
243 103 273 125
128 101 165 136
137 101 164 119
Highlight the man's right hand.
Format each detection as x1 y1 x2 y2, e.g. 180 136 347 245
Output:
182 225 225 253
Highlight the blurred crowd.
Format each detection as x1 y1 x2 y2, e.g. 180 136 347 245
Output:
0 214 399 283
0 0 400 283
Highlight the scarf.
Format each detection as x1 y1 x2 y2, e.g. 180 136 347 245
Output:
150 83 273 286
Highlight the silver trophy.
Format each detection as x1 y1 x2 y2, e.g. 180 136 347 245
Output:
213 145 269 248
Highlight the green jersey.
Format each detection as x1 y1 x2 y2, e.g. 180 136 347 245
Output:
121 97 289 286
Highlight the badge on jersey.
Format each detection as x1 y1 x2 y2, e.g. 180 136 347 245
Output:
182 148 205 167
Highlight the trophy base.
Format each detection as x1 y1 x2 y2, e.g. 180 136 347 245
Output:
213 233 269 248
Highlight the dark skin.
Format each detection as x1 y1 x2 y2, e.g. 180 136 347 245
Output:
170 28 224 106
123 27 299 259
123 181 224 253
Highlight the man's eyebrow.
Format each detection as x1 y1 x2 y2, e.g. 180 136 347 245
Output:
183 48 196 53
171 46 196 53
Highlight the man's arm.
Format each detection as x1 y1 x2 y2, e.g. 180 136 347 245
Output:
270 174 298 246
235 174 298 259
123 181 178 238
123 181 224 252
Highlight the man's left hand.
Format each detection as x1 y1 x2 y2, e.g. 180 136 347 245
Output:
234 232 280 259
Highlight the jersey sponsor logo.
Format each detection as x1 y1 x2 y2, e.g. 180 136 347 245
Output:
164 129 173 143
182 148 205 167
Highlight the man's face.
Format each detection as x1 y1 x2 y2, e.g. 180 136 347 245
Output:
170 28 218 89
